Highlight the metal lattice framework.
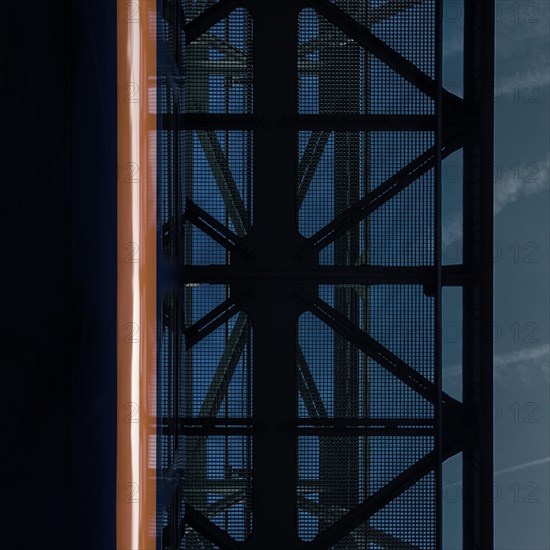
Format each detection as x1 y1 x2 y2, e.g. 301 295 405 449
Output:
156 0 493 548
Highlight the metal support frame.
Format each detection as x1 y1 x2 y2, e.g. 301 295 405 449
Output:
462 0 495 548
156 0 495 548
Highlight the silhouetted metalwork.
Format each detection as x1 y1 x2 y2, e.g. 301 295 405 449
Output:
157 0 494 548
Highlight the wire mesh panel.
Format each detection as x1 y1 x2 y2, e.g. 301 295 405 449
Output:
157 2 255 547
298 435 364 539
332 472 436 549
367 472 437 549
295 1 438 548
184 8 253 114
154 0 456 547
186 308 253 419
368 285 435 381
298 435 435 545
183 0 222 23
369 0 435 77
298 307 434 421
297 130 435 267
184 129 253 241
328 0 368 23
183 528 221 549
298 8 434 115
184 434 253 542
157 284 254 546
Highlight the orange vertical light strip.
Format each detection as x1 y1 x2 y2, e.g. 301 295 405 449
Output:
117 1 157 549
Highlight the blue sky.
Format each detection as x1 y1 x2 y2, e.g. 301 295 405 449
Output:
442 2 550 548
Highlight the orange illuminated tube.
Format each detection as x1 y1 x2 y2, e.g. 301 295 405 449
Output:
117 1 157 549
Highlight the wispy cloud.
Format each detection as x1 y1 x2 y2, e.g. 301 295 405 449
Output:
496 65 550 97
442 157 549 247
443 343 550 386
494 156 550 215
494 457 550 477
448 457 549 487
494 344 550 386
442 213 462 248
443 33 463 59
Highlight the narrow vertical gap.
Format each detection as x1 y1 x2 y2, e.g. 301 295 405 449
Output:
435 0 444 548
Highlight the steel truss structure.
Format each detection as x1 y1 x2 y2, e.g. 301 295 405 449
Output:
156 0 494 548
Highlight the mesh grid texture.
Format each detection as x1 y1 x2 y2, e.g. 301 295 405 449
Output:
183 435 253 542
186 129 253 239
298 299 434 420
183 0 220 23
185 8 253 114
158 0 440 546
298 435 435 545
298 8 434 115
297 131 435 267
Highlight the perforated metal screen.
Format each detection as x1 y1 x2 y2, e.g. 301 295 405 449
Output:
154 1 467 548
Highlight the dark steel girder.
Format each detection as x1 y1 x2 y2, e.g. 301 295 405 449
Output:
297 131 331 210
197 32 247 64
169 264 474 286
300 417 434 427
185 0 242 43
462 1 495 547
167 488 247 549
183 0 464 126
193 129 249 237
170 417 434 428
298 495 422 549
184 295 245 349
182 60 356 76
163 113 437 131
308 440 462 549
183 503 241 550
163 6 252 239
184 198 253 258
300 134 462 255
172 0 425 73
163 0 248 75
203 490 247 518
305 0 465 116
197 312 250 417
299 0 424 58
165 425 433 436
155 0 494 548
301 292 462 410
297 344 329 418
158 316 249 521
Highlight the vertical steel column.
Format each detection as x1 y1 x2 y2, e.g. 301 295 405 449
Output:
462 0 494 547
241 1 302 547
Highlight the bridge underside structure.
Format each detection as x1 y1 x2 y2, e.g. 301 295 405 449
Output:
156 0 494 548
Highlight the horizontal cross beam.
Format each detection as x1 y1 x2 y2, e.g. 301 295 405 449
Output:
160 425 434 436
164 264 473 286
162 113 437 131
